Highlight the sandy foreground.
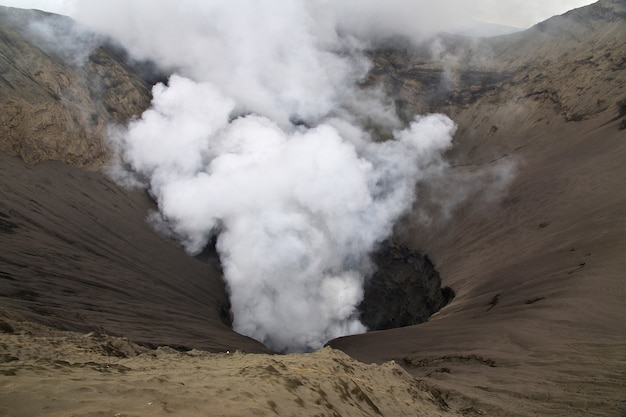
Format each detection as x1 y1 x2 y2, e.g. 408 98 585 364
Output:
0 311 456 417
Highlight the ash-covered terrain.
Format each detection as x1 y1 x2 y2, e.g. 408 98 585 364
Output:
1 1 625 416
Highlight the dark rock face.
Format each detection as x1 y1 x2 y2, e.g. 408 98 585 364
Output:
359 242 454 331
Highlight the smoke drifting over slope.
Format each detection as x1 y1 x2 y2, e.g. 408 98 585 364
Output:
85 0 459 351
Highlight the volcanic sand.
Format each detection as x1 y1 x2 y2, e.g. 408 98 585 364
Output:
331 110 626 416
1 109 623 417
0 313 454 417
1 2 626 415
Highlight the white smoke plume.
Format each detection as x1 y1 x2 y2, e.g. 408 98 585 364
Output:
117 75 455 351
76 0 460 352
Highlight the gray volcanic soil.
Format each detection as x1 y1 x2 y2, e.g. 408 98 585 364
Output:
331 1 626 415
1 1 625 416
0 152 268 353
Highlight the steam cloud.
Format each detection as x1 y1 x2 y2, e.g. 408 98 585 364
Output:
80 0 460 352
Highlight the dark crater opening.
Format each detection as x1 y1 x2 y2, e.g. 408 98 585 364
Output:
359 240 454 331
196 237 454 339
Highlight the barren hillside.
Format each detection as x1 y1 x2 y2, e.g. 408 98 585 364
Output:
1 1 625 416
331 1 626 415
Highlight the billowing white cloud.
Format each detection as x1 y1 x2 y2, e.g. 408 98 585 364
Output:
86 0 464 352
116 73 456 351
11 0 529 352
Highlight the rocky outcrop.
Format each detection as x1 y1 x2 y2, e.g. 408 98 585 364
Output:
0 7 153 169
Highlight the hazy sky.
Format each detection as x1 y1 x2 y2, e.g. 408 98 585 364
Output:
0 0 597 29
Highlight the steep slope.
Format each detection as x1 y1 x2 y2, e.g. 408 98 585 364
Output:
330 1 626 415
0 152 268 353
0 6 152 168
0 6 267 353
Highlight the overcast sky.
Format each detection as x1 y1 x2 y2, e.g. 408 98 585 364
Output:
0 0 597 29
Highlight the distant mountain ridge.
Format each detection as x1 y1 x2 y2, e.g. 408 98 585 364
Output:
368 0 626 124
